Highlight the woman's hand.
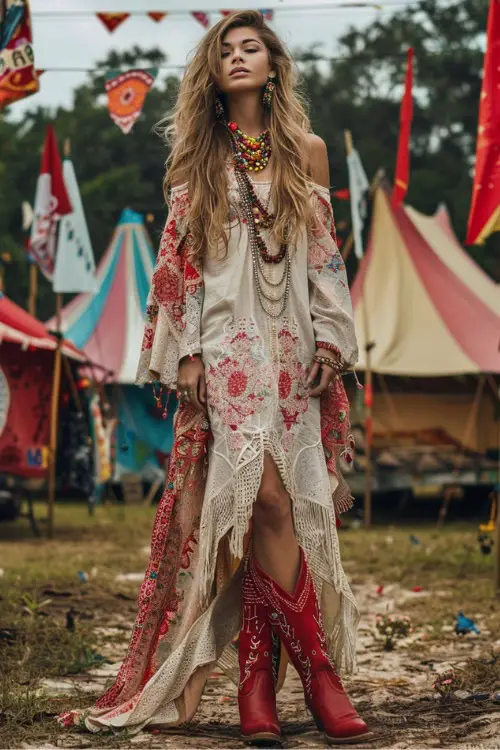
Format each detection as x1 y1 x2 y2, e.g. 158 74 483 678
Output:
177 355 207 412
306 347 340 398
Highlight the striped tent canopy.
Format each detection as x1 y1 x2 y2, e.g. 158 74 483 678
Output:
49 209 155 382
351 187 500 376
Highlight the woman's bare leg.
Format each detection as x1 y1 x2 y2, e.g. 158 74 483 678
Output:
251 452 300 593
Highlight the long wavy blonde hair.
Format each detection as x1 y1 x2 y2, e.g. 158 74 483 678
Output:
161 10 314 259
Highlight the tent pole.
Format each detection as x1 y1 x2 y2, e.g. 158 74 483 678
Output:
28 262 38 317
344 130 374 528
493 376 500 597
47 293 63 539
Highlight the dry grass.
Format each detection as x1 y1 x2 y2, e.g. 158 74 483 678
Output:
0 503 499 748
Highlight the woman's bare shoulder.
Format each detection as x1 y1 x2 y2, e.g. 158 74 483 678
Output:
305 133 330 189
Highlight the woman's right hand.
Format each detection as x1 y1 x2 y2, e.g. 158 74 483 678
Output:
177 355 207 413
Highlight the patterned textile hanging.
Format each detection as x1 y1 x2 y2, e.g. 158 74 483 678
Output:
0 0 39 110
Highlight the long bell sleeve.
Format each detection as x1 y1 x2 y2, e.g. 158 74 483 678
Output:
307 185 358 369
136 185 204 389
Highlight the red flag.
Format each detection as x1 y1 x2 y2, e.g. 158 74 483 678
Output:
333 188 350 200
260 9 274 21
147 12 167 22
192 11 210 28
96 13 130 32
392 48 413 207
220 10 234 16
29 125 72 281
466 0 500 245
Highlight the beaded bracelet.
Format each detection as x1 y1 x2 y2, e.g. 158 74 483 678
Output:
314 354 343 372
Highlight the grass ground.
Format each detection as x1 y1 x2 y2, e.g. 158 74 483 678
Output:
0 503 499 748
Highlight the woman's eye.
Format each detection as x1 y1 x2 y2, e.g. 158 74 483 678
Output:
245 48 258 53
222 52 230 58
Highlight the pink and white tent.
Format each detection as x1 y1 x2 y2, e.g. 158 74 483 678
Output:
351 188 500 376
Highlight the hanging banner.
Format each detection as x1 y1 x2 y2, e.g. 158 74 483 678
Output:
0 0 39 110
53 159 97 293
105 68 157 134
346 142 370 259
220 10 234 17
29 125 72 281
96 12 130 32
466 0 500 245
0 346 52 479
392 48 413 207
147 12 167 22
192 11 210 28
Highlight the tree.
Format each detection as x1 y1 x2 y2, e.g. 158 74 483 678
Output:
0 0 497 321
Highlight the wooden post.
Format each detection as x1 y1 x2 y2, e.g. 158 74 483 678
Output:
345 130 374 528
28 262 38 317
47 293 63 539
494 379 500 597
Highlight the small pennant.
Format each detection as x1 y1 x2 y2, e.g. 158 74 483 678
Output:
192 11 210 28
96 13 130 32
147 12 167 22
260 8 274 21
220 10 234 16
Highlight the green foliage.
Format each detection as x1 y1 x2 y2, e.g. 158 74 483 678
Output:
0 1 498 322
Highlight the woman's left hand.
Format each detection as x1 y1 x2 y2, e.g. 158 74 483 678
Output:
307 347 339 398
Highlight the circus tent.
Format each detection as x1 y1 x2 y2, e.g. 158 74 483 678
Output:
351 187 500 376
48 209 174 479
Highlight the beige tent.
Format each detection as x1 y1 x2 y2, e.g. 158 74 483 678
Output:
349 187 500 452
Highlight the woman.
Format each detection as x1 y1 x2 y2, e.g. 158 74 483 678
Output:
59 10 371 745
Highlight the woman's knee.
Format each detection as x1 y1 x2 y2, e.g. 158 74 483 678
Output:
253 486 291 533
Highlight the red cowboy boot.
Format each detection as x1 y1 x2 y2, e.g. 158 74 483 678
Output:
238 558 282 745
250 549 373 745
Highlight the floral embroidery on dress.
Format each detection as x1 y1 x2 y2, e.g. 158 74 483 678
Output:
277 318 309 437
207 319 273 439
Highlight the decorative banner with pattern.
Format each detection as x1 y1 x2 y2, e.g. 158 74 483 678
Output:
96 12 130 32
105 68 157 134
30 125 72 280
0 0 39 110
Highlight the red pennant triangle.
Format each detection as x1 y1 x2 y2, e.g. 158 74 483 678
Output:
147 12 167 22
96 13 130 32
220 10 234 16
192 11 210 28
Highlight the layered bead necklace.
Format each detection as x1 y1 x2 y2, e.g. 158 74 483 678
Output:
226 122 291 319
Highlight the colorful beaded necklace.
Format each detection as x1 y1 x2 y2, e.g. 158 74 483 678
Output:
226 123 291 318
227 120 271 173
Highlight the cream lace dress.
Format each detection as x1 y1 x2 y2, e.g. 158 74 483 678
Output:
68 164 360 734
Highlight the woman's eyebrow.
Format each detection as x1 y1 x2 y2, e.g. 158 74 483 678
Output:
222 38 261 47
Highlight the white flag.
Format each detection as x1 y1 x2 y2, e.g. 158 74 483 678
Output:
347 148 370 260
53 159 97 294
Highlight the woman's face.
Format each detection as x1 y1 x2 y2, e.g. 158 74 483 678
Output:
217 26 271 95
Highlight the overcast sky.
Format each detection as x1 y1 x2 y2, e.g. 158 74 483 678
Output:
9 0 418 119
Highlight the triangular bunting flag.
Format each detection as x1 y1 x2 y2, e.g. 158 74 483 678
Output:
192 11 210 28
96 12 130 32
147 12 167 23
53 159 97 294
105 68 158 134
29 126 72 280
0 0 40 110
220 10 234 16
260 9 274 21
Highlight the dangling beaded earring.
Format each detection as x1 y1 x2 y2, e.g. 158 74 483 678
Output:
262 71 276 109
215 94 225 120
